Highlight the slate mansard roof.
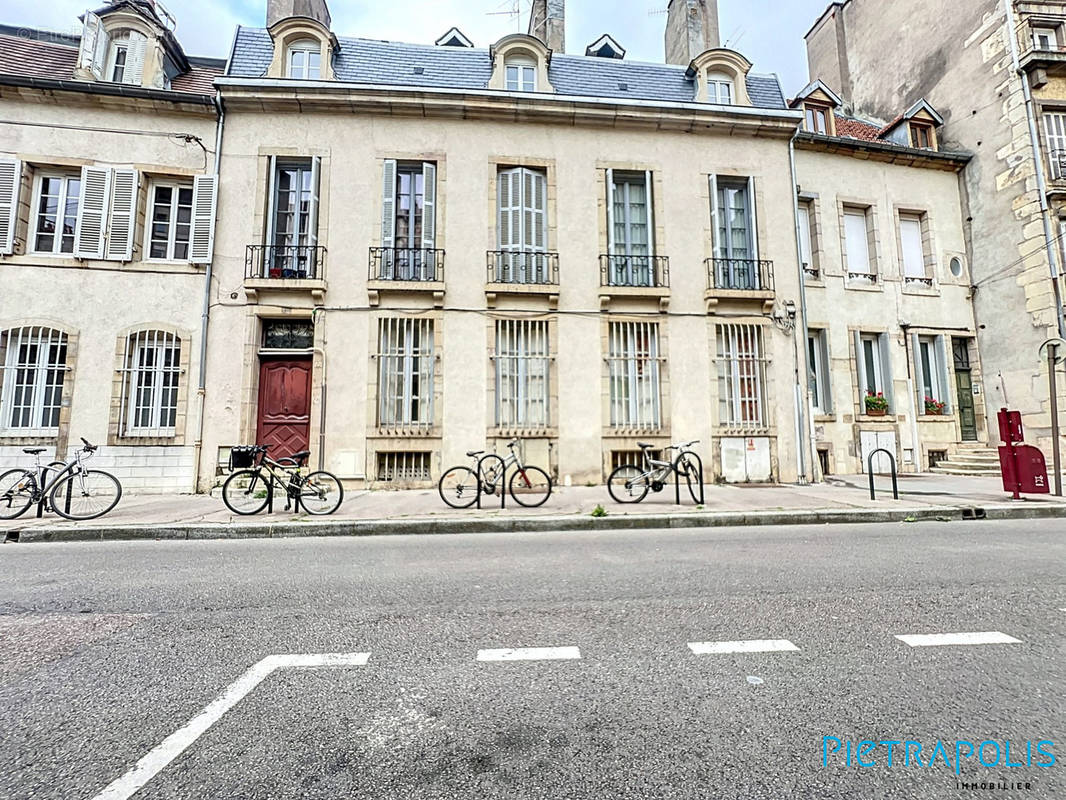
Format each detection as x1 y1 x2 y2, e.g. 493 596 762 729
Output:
227 27 788 110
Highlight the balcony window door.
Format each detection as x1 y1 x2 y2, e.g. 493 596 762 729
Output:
844 207 875 280
899 213 929 283
266 157 320 278
497 167 548 283
711 176 759 289
380 160 437 280
607 170 654 286
1045 112 1066 180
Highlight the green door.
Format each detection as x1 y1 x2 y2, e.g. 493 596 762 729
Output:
953 338 978 442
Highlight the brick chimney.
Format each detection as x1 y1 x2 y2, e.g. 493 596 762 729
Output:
665 0 719 66
267 0 331 28
528 0 565 53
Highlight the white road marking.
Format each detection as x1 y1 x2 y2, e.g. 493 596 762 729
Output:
477 647 581 661
688 639 800 655
894 631 1022 648
89 652 370 800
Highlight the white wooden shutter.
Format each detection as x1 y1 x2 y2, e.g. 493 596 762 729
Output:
421 162 436 250
797 201 812 268
605 168 615 254
78 11 103 76
709 174 720 258
189 174 218 263
74 165 111 259
92 24 110 80
380 159 397 249
878 333 894 413
644 170 655 257
529 169 546 251
0 158 20 255
900 216 925 278
935 336 952 413
747 176 759 261
265 155 277 246
105 168 138 261
307 156 321 248
497 169 512 250
853 330 867 404
124 31 147 86
911 332 926 414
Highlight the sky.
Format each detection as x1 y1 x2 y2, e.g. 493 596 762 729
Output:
0 0 830 95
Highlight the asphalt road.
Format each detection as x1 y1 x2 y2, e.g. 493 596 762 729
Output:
0 519 1062 799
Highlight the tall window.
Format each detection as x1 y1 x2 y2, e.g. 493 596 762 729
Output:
146 182 193 260
495 320 549 428
856 332 891 411
805 104 829 134
707 72 734 104
287 40 321 79
379 160 437 280
377 318 434 428
713 177 757 289
120 330 180 436
32 174 81 255
843 206 874 279
899 213 928 282
798 199 816 277
267 158 320 277
717 324 766 428
915 335 950 415
505 56 537 92
607 321 661 429
497 167 548 283
1045 112 1066 179
107 34 129 83
607 171 654 286
0 327 68 433
808 329 831 415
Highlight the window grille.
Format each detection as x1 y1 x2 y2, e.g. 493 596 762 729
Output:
611 449 661 471
118 330 181 437
494 320 550 428
377 451 431 482
0 327 69 434
717 324 767 429
377 318 435 429
607 321 662 429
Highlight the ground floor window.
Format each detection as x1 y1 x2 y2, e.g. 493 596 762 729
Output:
377 318 434 428
717 323 766 427
0 326 68 434
494 320 549 428
119 330 181 437
607 321 661 429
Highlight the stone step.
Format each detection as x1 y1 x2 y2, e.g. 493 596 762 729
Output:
948 453 1001 465
929 466 1003 477
931 460 1002 474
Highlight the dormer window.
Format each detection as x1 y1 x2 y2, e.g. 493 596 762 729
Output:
910 122 935 150
287 39 321 79
506 55 537 92
107 34 130 82
805 104 830 134
707 72 734 105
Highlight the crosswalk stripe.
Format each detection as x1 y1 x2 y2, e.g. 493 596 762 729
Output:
688 639 800 655
894 631 1022 647
477 647 581 662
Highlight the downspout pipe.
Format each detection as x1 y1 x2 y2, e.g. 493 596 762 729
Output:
192 90 225 492
789 130 814 484
1004 0 1066 339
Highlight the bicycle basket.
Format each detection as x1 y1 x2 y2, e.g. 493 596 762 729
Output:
229 446 258 469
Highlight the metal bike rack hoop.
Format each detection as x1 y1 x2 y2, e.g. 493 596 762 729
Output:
476 453 506 510
868 448 899 501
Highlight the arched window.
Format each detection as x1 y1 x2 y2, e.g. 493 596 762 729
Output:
707 72 735 105
103 29 146 85
287 39 322 80
505 54 537 92
0 326 69 433
119 330 181 437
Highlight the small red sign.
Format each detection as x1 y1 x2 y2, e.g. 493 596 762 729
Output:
998 408 1024 444
1000 445 1050 498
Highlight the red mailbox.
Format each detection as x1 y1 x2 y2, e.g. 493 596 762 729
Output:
997 408 1050 499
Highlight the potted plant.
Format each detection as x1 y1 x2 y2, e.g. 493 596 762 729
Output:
924 396 946 415
864 391 889 416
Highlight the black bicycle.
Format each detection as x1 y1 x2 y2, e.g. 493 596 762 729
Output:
607 440 702 504
222 445 343 516
0 439 122 521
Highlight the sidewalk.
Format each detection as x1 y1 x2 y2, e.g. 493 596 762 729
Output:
4 472 1065 543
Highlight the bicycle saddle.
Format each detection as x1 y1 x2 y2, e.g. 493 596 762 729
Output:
291 450 311 464
637 442 654 449
466 450 484 458
22 448 46 455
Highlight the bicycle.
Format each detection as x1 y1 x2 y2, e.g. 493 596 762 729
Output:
606 440 702 504
221 445 343 516
0 439 123 521
438 438 552 509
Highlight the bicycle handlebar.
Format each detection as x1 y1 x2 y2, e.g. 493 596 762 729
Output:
80 437 98 452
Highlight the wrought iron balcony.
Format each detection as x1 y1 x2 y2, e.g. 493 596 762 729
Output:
246 245 325 280
368 247 445 282
706 258 775 292
802 262 820 280
904 275 935 288
486 250 559 285
599 254 670 288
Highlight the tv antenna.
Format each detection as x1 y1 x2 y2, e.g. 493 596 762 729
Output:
486 0 528 33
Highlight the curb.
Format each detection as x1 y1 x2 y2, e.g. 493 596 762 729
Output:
9 502 1066 543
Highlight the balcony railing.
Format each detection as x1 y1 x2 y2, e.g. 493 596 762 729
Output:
599 254 670 288
1049 149 1066 181
904 275 935 288
486 250 559 285
847 271 879 284
246 245 325 280
706 258 775 292
802 262 820 280
369 247 445 282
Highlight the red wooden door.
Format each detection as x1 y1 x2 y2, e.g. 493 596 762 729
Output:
256 357 312 458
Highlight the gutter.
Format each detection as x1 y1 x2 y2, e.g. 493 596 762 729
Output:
793 131 972 168
0 74 214 106
789 130 813 484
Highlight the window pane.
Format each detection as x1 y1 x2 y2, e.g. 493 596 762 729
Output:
844 211 871 274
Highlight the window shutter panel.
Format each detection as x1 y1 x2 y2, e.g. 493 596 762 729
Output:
421 162 436 250
797 202 812 267
92 25 110 80
605 168 615 254
935 336 952 413
709 174 720 258
0 158 20 255
105 168 138 261
531 169 547 251
74 165 112 259
78 12 103 76
307 156 321 248
644 170 655 256
879 333 895 413
124 31 148 86
497 169 512 250
911 332 925 415
820 336 833 414
853 330 866 406
265 155 277 246
380 159 397 249
189 174 218 263
509 169 522 251
747 176 759 261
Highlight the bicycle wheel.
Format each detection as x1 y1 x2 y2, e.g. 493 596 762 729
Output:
298 471 344 515
222 469 270 515
676 453 703 504
49 470 122 521
607 464 650 504
509 466 552 508
0 469 36 520
438 466 478 509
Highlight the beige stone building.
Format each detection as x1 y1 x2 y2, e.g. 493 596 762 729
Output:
806 0 1066 465
0 1 223 492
